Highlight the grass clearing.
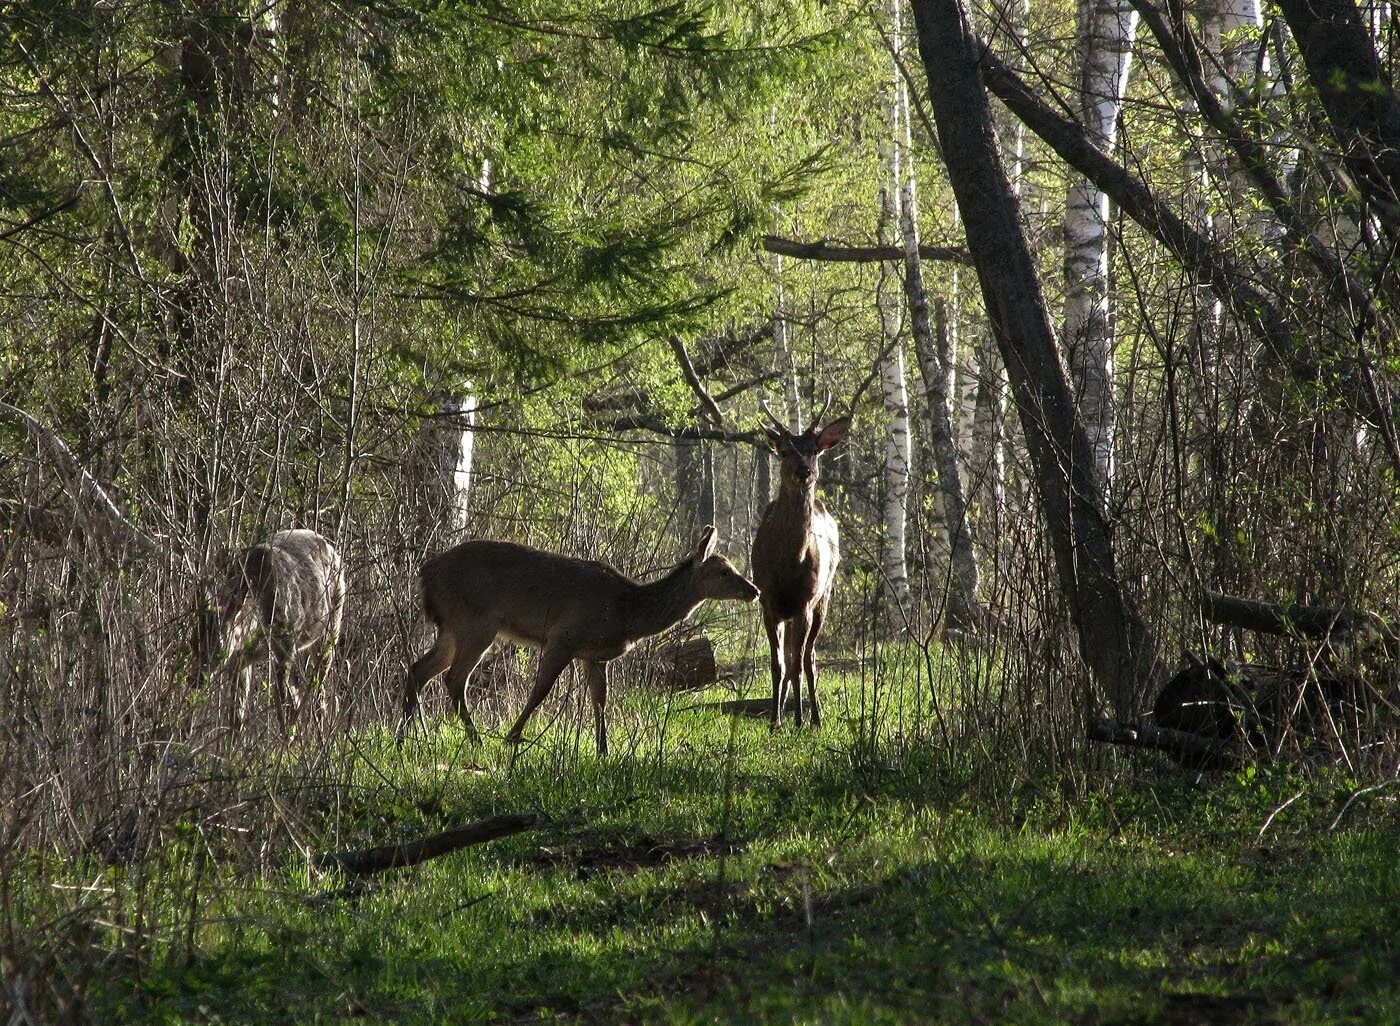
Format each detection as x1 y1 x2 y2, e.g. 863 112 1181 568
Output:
20 663 1400 1024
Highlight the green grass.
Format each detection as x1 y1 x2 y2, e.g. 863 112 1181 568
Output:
48 666 1400 1023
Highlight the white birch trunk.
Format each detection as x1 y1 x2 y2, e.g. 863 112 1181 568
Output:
879 335 914 614
878 5 913 614
438 394 477 535
1063 0 1137 501
422 158 489 539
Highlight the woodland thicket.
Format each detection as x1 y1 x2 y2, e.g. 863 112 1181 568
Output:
4 0 1400 1017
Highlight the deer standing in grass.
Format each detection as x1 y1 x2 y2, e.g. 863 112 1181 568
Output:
397 525 758 754
200 528 346 728
752 400 850 730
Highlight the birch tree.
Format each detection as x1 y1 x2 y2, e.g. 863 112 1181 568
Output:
910 0 1166 716
877 0 914 615
1063 0 1138 499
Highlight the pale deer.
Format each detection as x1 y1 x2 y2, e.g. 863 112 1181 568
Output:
397 525 758 754
752 399 850 729
199 528 346 728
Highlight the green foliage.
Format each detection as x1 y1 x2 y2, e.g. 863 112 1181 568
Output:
5 665 1384 1025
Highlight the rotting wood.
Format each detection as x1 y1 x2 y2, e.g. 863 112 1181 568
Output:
654 636 719 691
1087 717 1241 770
317 812 543 876
1200 592 1396 647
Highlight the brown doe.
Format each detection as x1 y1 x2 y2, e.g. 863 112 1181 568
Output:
751 398 850 729
199 528 346 728
397 525 759 754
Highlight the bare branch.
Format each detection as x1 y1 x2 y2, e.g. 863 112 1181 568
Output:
604 413 762 444
761 234 972 265
667 335 724 427
0 401 158 557
317 813 543 876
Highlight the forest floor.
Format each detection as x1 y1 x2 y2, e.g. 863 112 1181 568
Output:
63 663 1400 1024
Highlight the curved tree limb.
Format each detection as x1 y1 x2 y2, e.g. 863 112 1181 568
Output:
667 335 724 427
0 401 158 557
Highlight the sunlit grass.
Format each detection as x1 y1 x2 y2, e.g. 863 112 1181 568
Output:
46 659 1400 1024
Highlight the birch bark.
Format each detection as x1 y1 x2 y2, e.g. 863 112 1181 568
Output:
878 1 913 614
1063 0 1137 499
890 0 980 624
910 0 1165 716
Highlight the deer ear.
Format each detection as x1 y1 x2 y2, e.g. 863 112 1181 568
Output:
815 416 850 451
692 524 718 565
762 427 784 453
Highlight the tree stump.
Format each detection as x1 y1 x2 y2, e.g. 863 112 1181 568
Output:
654 636 718 691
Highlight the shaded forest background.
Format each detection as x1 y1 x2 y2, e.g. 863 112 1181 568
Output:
3 0 1400 1017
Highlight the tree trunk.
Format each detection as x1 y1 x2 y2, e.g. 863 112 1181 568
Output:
970 330 1005 536
912 299 982 629
1273 0 1400 242
877 0 914 615
910 0 1166 715
1063 0 1138 499
437 395 477 536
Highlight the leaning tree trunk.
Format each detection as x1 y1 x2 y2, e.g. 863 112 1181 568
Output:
888 0 983 626
910 0 1166 716
1063 0 1137 501
911 298 982 630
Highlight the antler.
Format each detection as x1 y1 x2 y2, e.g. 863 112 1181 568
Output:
759 400 791 435
805 391 833 435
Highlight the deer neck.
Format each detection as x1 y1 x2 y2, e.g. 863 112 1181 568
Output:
626 563 702 640
776 477 820 533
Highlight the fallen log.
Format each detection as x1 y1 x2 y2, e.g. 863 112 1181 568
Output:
317 812 542 876
1088 718 1243 770
1200 592 1395 648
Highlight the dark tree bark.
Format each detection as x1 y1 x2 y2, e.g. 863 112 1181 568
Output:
909 0 1166 716
761 235 972 265
1200 592 1396 647
317 813 542 875
1274 0 1400 239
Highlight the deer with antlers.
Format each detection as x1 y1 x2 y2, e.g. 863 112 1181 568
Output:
752 397 850 730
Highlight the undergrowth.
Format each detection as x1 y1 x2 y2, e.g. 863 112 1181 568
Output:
6 658 1400 1024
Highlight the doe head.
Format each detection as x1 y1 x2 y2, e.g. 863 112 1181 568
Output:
688 524 760 602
